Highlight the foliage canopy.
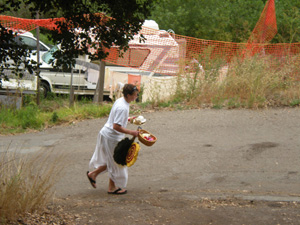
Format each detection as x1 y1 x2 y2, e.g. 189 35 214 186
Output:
150 0 300 43
0 0 155 81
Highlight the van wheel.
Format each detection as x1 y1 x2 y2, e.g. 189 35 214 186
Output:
40 81 50 97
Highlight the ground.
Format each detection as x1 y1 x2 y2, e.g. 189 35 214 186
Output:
1 108 300 224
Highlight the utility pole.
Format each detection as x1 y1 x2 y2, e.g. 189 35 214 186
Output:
69 67 74 107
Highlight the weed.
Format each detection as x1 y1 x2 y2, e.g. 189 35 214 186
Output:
226 97 241 109
158 100 173 108
137 101 152 109
51 112 58 123
290 98 300 107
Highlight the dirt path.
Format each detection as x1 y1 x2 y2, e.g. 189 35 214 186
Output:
1 108 300 224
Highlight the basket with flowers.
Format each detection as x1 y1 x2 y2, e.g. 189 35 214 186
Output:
138 128 157 146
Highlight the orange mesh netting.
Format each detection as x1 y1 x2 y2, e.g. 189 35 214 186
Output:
0 15 64 31
246 0 278 56
1 0 299 76
248 0 277 44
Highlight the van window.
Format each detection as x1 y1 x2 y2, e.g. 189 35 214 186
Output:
16 36 49 51
42 46 58 64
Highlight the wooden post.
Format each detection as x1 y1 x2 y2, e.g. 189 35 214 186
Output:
36 11 40 105
93 61 105 104
69 67 74 107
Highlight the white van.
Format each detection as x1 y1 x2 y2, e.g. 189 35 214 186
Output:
1 32 50 94
1 33 107 97
37 45 105 97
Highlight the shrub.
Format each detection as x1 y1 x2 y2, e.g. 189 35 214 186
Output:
0 150 65 223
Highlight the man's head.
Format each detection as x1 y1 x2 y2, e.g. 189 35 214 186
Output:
123 83 138 102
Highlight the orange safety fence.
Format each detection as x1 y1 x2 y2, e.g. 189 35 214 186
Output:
248 0 277 44
246 0 278 56
0 15 64 31
1 0 299 76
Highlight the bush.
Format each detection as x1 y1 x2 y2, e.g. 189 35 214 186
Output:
15 105 43 129
0 105 43 134
0 150 65 223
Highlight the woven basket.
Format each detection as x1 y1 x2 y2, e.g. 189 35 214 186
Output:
138 129 157 146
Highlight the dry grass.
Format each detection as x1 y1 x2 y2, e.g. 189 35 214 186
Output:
0 148 66 223
172 55 300 109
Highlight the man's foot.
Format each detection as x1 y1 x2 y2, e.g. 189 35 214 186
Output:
107 188 127 195
86 171 96 188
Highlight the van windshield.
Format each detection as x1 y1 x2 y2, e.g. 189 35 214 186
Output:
42 46 58 64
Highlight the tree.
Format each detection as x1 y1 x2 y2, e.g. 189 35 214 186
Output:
0 25 36 86
150 0 300 43
274 0 300 43
150 0 265 42
0 0 155 81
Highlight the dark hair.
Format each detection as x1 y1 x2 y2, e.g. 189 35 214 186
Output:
122 84 138 97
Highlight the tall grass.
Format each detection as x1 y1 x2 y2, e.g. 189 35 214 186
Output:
172 54 300 109
0 150 65 223
0 104 44 134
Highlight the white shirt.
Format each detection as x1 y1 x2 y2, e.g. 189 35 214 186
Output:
101 97 129 141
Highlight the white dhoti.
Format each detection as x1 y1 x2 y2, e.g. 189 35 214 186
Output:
89 131 128 188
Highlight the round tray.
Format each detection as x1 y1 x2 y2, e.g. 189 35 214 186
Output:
126 142 140 167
